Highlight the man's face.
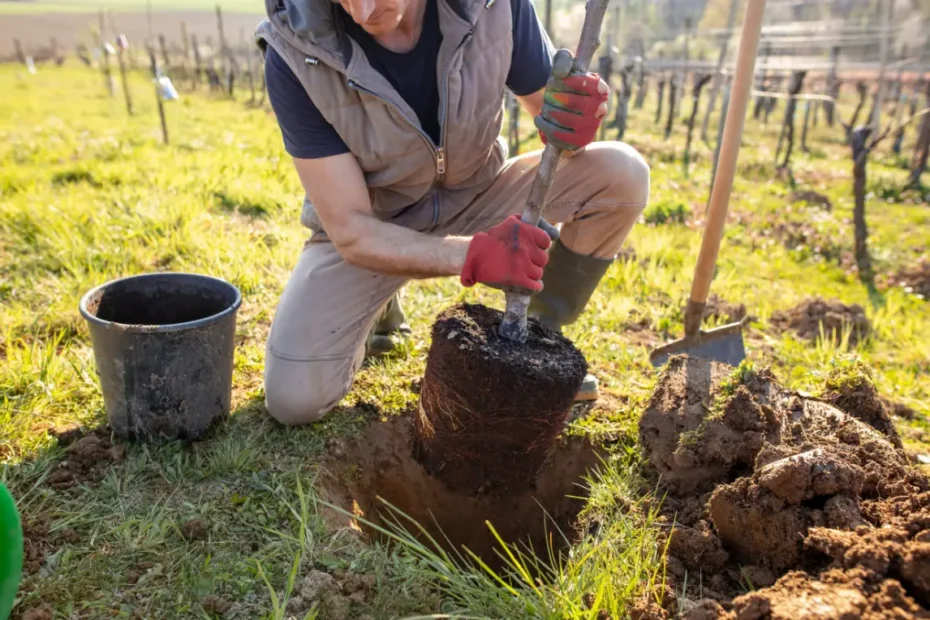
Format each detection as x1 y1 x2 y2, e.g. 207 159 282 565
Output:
338 0 408 35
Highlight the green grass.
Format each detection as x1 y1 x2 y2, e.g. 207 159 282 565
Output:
1 62 929 618
0 0 263 15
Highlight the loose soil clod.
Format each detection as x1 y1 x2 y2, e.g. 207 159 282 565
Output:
639 355 930 617
45 429 127 490
180 519 208 542
789 189 833 210
414 303 587 496
321 413 605 569
888 257 930 300
771 297 871 345
702 294 750 325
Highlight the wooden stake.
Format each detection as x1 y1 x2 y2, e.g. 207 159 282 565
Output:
801 100 811 153
684 74 712 176
117 46 134 115
98 11 116 97
544 0 552 40
655 75 666 124
871 0 894 131
216 5 234 97
148 46 169 145
701 0 739 143
753 42 771 120
191 34 203 88
158 34 171 73
664 75 677 139
246 30 257 103
50 37 62 65
13 38 26 65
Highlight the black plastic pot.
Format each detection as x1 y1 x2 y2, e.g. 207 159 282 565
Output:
80 272 241 441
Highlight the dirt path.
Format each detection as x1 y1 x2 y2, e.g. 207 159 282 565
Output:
0 10 263 60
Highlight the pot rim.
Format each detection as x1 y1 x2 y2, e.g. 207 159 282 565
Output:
79 272 242 334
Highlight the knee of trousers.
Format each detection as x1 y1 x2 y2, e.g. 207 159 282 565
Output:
585 141 651 210
263 354 353 426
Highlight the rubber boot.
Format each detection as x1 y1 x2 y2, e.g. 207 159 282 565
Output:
528 240 613 402
366 293 412 358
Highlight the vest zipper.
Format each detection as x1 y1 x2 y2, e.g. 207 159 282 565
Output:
347 79 442 180
436 31 473 184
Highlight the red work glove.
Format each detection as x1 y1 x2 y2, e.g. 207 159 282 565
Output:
536 71 609 151
460 214 551 293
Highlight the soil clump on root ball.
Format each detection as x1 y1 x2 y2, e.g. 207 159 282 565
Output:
771 297 871 345
640 355 930 618
414 303 587 496
320 414 605 569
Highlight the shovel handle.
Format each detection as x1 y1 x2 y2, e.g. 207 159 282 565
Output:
499 0 610 342
687 0 767 335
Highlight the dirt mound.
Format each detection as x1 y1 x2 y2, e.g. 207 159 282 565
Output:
44 428 126 490
822 362 904 449
771 298 871 345
889 258 930 300
639 355 930 616
321 414 605 569
281 569 380 620
21 515 80 576
790 189 833 210
703 294 750 325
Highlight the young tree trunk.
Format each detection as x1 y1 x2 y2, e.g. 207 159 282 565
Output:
655 77 667 125
598 52 613 142
777 71 806 169
700 0 739 143
709 80 731 198
614 66 632 141
507 91 521 155
753 42 771 120
848 126 874 284
824 46 840 126
633 42 647 109
764 76 781 124
909 84 930 187
892 96 914 155
684 74 712 175
849 81 869 129
801 100 812 152
664 75 678 139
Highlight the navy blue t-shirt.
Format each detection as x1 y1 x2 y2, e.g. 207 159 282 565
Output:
266 0 553 159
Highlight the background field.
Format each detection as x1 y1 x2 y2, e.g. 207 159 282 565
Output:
1 51 929 618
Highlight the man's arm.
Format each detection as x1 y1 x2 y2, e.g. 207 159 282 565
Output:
517 87 545 118
293 153 469 279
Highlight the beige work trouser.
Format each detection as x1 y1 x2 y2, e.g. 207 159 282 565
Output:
264 141 650 425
